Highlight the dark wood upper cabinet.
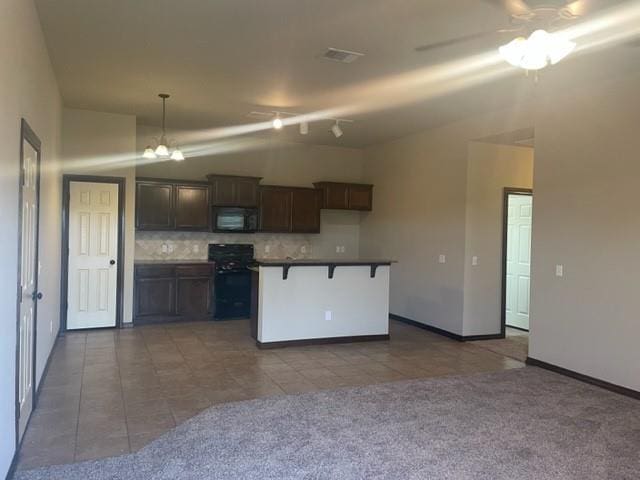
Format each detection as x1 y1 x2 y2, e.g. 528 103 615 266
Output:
259 186 292 232
347 184 374 211
207 174 261 207
314 182 373 211
291 188 321 233
175 184 210 230
136 179 211 232
136 181 174 230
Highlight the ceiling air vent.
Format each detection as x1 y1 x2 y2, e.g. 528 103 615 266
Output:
320 48 365 64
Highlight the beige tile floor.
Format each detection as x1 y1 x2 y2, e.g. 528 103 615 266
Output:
17 319 525 470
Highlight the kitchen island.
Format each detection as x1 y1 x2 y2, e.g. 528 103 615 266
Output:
250 259 395 348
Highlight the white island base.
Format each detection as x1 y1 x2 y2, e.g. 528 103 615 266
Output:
252 260 393 347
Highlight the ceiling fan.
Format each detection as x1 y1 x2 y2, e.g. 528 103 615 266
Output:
415 0 623 70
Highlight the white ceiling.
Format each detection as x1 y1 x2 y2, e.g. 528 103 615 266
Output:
34 0 640 147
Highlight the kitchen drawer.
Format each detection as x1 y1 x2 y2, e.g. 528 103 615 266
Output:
135 265 176 278
176 264 214 277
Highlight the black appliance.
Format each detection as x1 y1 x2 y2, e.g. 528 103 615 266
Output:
212 207 258 233
209 243 254 320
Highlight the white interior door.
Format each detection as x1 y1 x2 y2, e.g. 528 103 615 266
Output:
67 181 119 330
18 140 40 441
505 194 532 330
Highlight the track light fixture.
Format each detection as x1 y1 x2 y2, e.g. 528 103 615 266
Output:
255 110 353 138
331 121 343 138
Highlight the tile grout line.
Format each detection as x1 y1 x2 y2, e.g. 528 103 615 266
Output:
115 330 133 454
72 334 88 463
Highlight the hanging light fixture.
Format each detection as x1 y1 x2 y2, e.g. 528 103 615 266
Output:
499 30 576 71
142 94 185 161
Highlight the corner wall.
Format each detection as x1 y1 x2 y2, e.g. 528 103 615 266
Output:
529 71 640 391
0 0 62 476
462 142 533 336
359 109 533 335
61 109 137 324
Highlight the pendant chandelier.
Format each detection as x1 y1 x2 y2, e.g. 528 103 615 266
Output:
143 93 185 161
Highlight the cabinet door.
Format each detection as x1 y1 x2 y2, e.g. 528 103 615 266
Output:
321 183 349 209
175 185 210 230
291 188 321 233
177 277 211 317
210 177 236 206
135 278 176 317
348 184 373 211
136 182 174 230
259 187 292 232
234 178 259 207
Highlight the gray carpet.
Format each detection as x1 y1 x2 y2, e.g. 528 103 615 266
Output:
14 368 640 480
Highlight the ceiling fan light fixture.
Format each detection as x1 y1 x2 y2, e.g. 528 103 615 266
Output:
272 115 283 130
499 29 576 71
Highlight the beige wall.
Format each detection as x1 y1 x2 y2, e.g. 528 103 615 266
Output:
463 142 533 336
359 108 533 335
61 109 137 323
0 0 62 475
529 71 640 391
136 126 366 259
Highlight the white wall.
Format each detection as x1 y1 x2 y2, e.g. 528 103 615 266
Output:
258 265 390 342
61 109 137 323
529 71 640 391
0 0 62 476
462 142 533 336
359 108 533 335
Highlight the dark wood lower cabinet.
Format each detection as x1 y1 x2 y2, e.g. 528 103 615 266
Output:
134 263 214 324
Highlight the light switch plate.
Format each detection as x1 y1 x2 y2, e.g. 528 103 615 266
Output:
265 245 271 253
161 244 168 253
300 245 306 253
472 256 478 266
438 254 446 264
325 310 332 321
555 264 564 277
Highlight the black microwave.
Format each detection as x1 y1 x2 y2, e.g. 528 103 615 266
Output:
212 207 258 233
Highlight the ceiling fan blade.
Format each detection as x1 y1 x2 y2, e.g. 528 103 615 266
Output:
414 30 504 52
565 0 630 16
481 0 533 16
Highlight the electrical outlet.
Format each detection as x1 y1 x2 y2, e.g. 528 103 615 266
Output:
300 245 306 254
161 244 168 253
555 264 564 277
324 310 332 321
265 245 271 254
336 246 341 253
193 244 200 253
472 256 478 266
438 254 446 264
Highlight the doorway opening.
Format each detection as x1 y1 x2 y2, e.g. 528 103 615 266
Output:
61 175 125 331
501 188 533 336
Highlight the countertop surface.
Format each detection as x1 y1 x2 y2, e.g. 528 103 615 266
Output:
134 259 214 265
254 258 396 266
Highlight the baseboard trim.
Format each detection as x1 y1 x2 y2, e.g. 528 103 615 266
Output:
5 449 19 480
256 334 390 349
526 357 640 400
35 334 59 404
389 314 503 342
390 314 464 341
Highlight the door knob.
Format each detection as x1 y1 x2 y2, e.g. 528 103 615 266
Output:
110 259 116 265
32 291 43 301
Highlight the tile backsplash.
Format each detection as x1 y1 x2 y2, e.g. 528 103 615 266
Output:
135 231 315 261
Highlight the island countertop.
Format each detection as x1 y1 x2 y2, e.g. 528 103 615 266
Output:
254 258 396 266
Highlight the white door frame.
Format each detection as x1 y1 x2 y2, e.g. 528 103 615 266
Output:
61 175 125 331
15 119 41 447
501 187 533 337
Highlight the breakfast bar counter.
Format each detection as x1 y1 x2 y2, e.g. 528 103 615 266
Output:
250 259 395 348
